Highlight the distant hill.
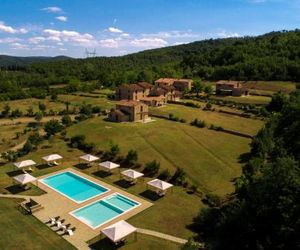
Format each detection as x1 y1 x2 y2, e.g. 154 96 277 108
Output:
0 55 71 67
1 30 300 88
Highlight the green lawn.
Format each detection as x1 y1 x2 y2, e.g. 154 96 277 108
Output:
67 116 252 194
150 104 263 135
210 95 272 105
0 198 76 250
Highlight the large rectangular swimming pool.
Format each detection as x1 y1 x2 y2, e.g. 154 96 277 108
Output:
70 193 140 229
40 171 109 203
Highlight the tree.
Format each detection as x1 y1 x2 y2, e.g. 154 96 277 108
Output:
124 149 138 166
170 167 186 185
204 85 214 96
266 92 287 112
1 103 11 117
44 119 64 137
110 143 120 158
61 115 72 127
38 102 46 113
34 111 43 123
191 80 204 97
143 160 160 177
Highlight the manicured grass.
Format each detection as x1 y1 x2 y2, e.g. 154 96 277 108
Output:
210 95 272 105
150 104 263 135
242 81 296 93
88 234 181 250
67 116 252 194
0 198 76 250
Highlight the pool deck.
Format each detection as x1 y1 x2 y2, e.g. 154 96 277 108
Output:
32 168 153 250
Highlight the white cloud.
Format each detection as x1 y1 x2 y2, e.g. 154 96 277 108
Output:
10 42 29 50
56 16 68 22
0 21 28 34
43 29 96 46
216 30 241 38
130 38 168 48
0 37 22 43
42 6 63 13
108 27 123 33
99 39 119 48
142 30 200 39
28 36 46 44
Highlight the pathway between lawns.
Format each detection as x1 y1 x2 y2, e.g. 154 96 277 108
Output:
136 228 187 244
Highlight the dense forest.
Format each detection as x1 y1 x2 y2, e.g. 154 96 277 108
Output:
193 91 300 250
1 29 300 100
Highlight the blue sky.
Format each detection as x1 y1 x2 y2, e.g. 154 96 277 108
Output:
0 0 299 57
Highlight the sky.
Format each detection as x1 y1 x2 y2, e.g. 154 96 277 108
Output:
0 0 299 58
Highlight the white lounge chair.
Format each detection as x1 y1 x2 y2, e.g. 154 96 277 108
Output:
53 161 59 166
49 217 57 226
56 220 64 229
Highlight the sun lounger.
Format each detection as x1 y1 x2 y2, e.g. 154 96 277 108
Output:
64 226 76 236
53 161 59 166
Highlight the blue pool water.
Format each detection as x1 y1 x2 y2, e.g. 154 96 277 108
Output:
71 193 139 228
40 171 109 203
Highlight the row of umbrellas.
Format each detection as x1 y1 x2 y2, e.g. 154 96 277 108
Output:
13 153 173 192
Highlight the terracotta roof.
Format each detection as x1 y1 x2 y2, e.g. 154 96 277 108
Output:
140 96 165 101
118 84 144 91
137 82 153 89
116 100 145 107
155 78 176 84
174 79 193 83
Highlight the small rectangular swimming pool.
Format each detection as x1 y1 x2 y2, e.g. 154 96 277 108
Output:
70 193 140 229
39 171 109 203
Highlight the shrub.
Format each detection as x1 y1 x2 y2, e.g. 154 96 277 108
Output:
61 115 72 127
170 167 186 185
44 119 64 137
123 149 138 166
143 160 160 177
190 118 206 128
70 135 86 148
179 118 186 123
92 106 102 114
158 169 171 180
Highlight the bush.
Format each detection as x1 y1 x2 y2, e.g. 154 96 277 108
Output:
92 106 102 114
123 149 138 166
143 160 160 177
190 118 206 128
170 167 186 185
158 169 171 180
61 115 72 127
179 118 186 123
70 135 86 148
44 119 64 137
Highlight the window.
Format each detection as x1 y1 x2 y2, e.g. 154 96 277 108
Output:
141 106 143 112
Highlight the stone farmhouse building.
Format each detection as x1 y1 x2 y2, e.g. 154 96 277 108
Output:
216 80 249 97
108 100 149 122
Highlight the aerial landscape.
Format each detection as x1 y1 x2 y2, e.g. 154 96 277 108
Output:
0 1 299 249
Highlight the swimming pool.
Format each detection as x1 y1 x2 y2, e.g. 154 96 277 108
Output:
40 171 109 203
70 193 140 229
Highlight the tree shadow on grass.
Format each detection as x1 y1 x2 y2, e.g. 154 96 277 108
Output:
74 163 91 170
5 184 29 194
35 164 53 170
6 169 24 177
113 179 133 189
89 238 124 250
93 170 112 178
139 190 162 201
238 152 252 164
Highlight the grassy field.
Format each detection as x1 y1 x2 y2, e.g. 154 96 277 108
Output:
0 198 76 250
210 95 272 105
150 104 263 135
0 198 180 250
0 93 115 114
67 116 253 194
0 124 28 153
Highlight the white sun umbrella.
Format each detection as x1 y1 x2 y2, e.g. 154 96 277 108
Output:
147 179 173 191
13 160 36 169
101 220 137 243
42 154 63 162
13 173 37 185
122 169 144 182
79 154 99 162
99 161 120 172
